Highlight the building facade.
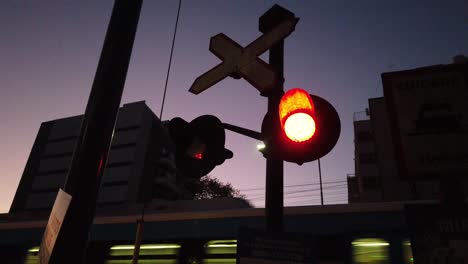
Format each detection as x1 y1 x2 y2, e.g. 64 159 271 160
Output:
349 59 468 203
349 98 443 203
9 101 181 213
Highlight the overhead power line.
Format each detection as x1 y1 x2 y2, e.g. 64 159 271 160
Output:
246 183 347 199
159 0 182 119
239 180 347 192
247 184 347 200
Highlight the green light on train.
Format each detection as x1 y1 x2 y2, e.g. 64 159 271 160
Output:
352 238 390 264
352 241 389 247
205 240 237 255
28 247 40 253
109 243 181 257
203 258 236 264
110 244 181 250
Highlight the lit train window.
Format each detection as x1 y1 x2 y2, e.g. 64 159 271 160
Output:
402 239 414 264
24 246 39 264
203 240 237 264
352 238 389 264
106 243 180 264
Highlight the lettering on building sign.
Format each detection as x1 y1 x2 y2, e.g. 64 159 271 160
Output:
419 153 468 166
437 218 468 234
395 77 459 92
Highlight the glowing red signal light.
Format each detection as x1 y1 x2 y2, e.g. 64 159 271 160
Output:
279 88 316 142
284 113 316 142
194 152 203 160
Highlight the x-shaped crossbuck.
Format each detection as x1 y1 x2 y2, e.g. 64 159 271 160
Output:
190 18 298 95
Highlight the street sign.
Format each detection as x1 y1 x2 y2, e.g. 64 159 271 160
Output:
383 64 468 180
237 228 314 264
39 189 72 264
405 204 468 264
189 18 298 95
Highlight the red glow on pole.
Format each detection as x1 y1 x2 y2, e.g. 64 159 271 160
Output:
97 154 105 176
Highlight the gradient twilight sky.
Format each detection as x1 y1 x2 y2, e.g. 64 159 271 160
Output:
1 0 467 212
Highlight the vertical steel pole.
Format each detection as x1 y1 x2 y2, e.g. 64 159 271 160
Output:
318 159 324 205
132 220 145 264
260 5 296 233
44 1 143 263
265 39 284 232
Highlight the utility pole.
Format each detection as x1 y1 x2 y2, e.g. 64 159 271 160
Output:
41 1 143 263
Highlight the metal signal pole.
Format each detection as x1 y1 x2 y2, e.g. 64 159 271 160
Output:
43 1 143 263
259 5 296 232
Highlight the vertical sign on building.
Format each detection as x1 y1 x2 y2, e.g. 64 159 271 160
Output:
383 64 468 180
405 204 468 264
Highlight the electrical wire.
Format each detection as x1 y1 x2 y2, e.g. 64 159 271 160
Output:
283 191 347 201
159 0 182 120
239 180 347 192
134 2 182 261
246 184 347 199
247 184 347 200
290 196 349 203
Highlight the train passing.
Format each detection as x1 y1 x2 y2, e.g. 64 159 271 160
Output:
0 201 416 264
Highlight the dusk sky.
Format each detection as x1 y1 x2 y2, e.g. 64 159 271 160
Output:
1 0 467 212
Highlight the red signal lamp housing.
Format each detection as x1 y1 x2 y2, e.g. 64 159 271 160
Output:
261 88 341 165
169 115 233 179
279 88 316 143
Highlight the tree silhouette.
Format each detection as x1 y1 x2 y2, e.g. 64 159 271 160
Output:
187 175 246 200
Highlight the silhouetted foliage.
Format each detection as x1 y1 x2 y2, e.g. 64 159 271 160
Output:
187 175 246 200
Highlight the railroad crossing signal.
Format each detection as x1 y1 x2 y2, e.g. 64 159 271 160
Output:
261 88 341 165
168 115 233 179
189 18 299 95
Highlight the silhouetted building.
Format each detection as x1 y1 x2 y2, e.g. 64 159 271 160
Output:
348 58 468 203
9 101 184 213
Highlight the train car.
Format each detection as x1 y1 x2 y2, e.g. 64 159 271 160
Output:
0 201 416 264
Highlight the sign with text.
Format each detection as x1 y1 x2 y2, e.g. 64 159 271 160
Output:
237 228 314 264
39 189 72 264
383 64 468 180
405 204 468 264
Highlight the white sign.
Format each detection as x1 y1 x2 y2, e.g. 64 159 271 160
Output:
39 189 72 264
190 18 298 95
383 65 468 180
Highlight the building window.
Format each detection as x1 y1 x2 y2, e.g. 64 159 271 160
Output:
402 239 414 264
359 153 377 164
106 243 180 264
352 238 389 264
204 240 236 264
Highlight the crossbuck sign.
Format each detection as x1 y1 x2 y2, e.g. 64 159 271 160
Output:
189 18 298 95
